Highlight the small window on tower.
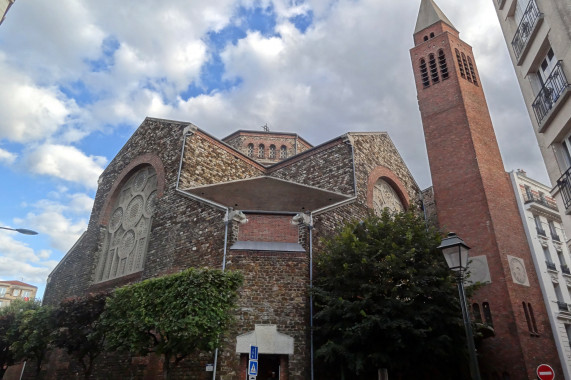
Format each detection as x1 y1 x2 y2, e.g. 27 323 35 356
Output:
280 145 287 159
420 58 430 87
528 303 539 334
258 144 265 158
461 53 473 83
429 32 435 38
467 56 478 86
424 35 428 41
455 49 466 78
269 144 276 159
472 303 482 322
438 50 449 80
483 302 493 326
247 143 254 157
429 54 439 83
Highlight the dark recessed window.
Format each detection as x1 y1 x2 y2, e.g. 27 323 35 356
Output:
247 143 254 157
483 302 493 326
438 50 449 80
258 144 265 158
455 49 466 79
420 58 430 87
467 56 478 86
429 54 440 83
269 144 276 159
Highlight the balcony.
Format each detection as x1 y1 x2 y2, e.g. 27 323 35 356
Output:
511 0 542 63
534 61 570 129
546 260 557 271
524 192 559 211
557 167 571 210
558 301 569 312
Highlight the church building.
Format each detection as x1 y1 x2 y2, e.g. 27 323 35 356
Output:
42 119 419 379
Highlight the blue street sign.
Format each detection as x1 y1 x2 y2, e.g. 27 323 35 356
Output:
250 345 259 360
248 360 258 376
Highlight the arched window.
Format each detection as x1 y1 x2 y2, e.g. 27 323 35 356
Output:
247 143 254 157
455 49 466 79
429 54 439 83
280 145 287 159
467 56 478 86
269 145 276 159
258 144 265 158
438 50 449 80
461 53 473 82
420 58 430 88
472 303 482 323
423 35 429 42
483 302 493 326
429 32 435 38
95 166 157 282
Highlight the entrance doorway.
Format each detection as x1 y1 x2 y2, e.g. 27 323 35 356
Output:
258 354 280 380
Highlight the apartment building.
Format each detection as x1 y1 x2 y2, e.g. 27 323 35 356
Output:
492 0 571 244
511 169 571 379
0 0 15 25
0 280 37 308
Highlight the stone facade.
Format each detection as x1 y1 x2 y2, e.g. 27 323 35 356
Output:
39 117 419 380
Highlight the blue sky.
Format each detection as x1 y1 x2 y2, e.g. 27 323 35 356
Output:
0 0 546 298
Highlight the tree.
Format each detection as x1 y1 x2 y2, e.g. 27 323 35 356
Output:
52 293 108 379
313 210 468 380
102 268 243 380
0 299 42 379
9 304 56 379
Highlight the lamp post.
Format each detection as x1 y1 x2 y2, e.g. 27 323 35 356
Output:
437 232 481 380
0 226 38 235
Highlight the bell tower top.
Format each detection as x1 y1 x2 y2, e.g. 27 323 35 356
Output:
413 0 458 45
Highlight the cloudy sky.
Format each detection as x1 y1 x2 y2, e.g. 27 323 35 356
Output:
0 0 546 298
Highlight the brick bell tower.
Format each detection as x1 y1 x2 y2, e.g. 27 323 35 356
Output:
410 0 562 378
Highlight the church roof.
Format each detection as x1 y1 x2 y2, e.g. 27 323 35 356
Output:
414 0 457 34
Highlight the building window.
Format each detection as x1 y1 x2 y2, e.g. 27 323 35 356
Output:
461 53 473 83
269 145 276 159
0 287 6 297
280 145 287 159
22 290 31 298
258 144 265 158
534 215 546 236
95 166 158 283
429 32 435 38
429 54 439 84
438 50 449 80
455 49 466 79
13 289 20 296
524 185 533 200
523 302 539 334
565 324 571 350
467 57 478 86
472 303 482 322
483 302 493 326
247 143 254 157
423 35 428 41
420 58 430 87
549 221 561 242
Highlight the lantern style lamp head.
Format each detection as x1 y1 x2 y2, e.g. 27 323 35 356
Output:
438 232 470 273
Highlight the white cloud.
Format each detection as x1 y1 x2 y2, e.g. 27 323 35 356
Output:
0 148 16 164
23 144 106 189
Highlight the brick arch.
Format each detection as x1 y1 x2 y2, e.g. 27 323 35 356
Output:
366 166 410 210
99 153 166 226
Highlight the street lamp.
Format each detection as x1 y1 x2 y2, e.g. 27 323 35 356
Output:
0 226 38 235
438 232 481 380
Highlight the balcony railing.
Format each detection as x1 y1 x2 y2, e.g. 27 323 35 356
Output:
523 192 559 211
558 301 569 312
511 0 541 60
546 260 557 271
557 167 571 210
533 61 569 125
562 265 570 275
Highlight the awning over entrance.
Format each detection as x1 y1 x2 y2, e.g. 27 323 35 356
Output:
236 325 294 355
183 176 351 212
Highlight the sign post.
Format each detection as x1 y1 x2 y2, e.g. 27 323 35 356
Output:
537 364 555 380
248 345 259 379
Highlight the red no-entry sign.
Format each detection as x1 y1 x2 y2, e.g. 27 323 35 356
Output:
537 364 555 380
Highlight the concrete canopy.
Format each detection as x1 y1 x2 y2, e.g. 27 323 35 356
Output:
414 0 457 34
183 176 352 212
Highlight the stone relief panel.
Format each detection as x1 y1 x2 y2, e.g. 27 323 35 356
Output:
466 255 491 285
95 166 157 282
373 179 404 215
507 255 530 287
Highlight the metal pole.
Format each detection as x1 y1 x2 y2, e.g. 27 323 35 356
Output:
457 275 481 380
309 218 314 380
